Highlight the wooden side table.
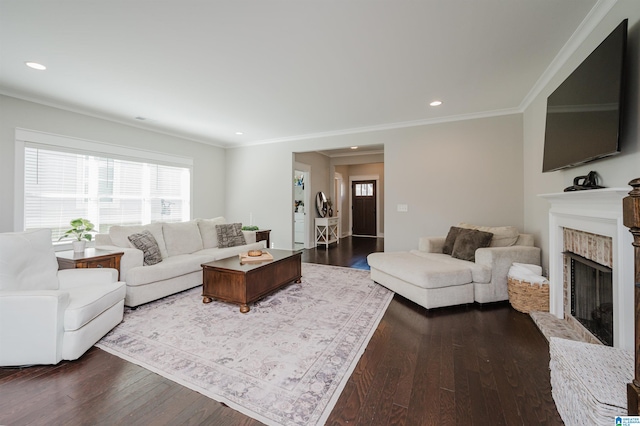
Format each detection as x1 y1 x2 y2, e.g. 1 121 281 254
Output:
255 229 271 248
56 248 124 280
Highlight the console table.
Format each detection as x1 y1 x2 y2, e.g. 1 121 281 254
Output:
315 217 339 249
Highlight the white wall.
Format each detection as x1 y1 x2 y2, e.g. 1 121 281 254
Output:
226 113 524 251
523 1 640 273
384 115 524 251
294 151 332 209
0 95 227 232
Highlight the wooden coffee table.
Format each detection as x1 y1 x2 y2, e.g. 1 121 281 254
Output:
201 249 302 313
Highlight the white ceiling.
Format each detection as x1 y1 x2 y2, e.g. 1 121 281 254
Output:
0 0 601 148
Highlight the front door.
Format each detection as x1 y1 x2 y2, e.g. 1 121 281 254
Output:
352 180 376 236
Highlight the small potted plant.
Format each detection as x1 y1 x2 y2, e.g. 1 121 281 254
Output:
59 218 95 252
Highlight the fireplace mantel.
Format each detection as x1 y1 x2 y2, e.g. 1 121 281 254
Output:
539 187 634 349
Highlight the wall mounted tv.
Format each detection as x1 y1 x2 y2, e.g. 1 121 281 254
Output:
542 19 627 173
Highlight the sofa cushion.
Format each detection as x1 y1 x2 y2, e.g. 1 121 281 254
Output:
451 229 493 262
127 230 163 266
215 223 246 248
125 253 213 287
109 223 168 258
457 223 519 247
197 217 226 248
367 252 474 289
410 250 491 283
64 281 126 331
442 226 463 255
163 220 204 257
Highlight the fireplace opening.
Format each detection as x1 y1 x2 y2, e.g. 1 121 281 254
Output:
566 252 614 346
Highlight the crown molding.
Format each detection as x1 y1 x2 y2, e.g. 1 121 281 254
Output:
0 89 228 149
315 149 385 159
236 107 522 148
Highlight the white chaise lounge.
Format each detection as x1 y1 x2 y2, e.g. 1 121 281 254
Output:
367 224 541 309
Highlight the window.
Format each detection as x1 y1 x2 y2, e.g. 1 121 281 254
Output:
354 183 374 197
19 130 191 242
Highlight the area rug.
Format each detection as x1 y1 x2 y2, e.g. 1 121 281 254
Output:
96 263 393 426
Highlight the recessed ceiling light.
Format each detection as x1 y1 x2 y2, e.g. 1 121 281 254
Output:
350 146 358 150
25 61 46 71
235 132 244 135
430 100 443 107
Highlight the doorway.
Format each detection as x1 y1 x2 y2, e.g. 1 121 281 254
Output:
352 180 376 236
293 164 311 249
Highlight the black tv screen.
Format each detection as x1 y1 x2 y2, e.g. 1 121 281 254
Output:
542 19 627 173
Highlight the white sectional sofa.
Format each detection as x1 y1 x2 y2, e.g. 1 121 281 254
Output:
95 217 265 307
367 224 541 310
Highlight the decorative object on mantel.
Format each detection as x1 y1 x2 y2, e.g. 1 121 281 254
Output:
564 171 605 192
623 177 640 415
96 263 393 426
58 218 95 252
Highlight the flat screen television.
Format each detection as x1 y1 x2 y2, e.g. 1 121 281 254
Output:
542 19 627 173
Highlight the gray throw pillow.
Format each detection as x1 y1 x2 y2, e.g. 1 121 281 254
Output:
451 229 493 262
215 223 246 248
128 230 163 266
442 226 463 255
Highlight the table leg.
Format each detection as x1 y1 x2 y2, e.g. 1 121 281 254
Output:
240 304 250 313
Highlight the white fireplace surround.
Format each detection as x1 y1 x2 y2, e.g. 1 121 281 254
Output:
540 188 634 350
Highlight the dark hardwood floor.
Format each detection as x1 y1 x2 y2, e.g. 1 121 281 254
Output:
301 235 384 270
0 236 562 425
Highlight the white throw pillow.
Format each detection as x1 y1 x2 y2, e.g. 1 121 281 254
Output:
457 223 519 247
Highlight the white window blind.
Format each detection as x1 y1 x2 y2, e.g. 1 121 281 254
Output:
24 144 191 241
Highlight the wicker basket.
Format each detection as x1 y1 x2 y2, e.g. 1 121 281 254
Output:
507 277 549 313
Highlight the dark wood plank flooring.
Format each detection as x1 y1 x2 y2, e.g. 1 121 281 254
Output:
0 236 562 425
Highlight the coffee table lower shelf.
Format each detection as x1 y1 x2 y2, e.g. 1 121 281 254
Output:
201 249 302 313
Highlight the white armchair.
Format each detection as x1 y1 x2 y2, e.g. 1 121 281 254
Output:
0 229 126 366
368 225 541 310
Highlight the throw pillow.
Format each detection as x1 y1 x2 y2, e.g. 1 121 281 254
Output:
457 223 519 247
442 226 463 255
128 230 163 266
451 229 493 262
215 223 246 248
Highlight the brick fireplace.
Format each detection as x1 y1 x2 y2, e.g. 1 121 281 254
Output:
563 228 613 345
540 188 634 350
